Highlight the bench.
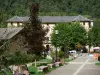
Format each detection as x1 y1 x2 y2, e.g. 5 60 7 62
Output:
37 66 48 72
27 63 32 67
47 64 53 68
55 62 61 67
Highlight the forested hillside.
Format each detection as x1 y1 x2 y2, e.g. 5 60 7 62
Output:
0 0 100 27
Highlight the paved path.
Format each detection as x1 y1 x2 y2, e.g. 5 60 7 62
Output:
46 53 100 75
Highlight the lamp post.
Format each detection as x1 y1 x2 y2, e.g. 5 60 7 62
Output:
55 30 59 62
86 33 90 54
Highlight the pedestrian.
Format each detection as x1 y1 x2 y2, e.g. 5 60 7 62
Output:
76 48 81 56
14 69 20 75
21 65 30 75
23 70 30 75
25 65 28 71
45 45 50 55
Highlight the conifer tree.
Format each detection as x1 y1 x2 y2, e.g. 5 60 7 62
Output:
23 3 46 56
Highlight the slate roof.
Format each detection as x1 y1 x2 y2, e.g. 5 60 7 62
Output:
0 28 23 40
7 15 92 23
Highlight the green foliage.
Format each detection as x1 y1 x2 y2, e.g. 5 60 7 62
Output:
28 65 37 74
22 3 46 56
6 51 35 65
95 62 100 66
58 50 64 58
65 58 71 62
88 20 100 46
38 59 52 63
0 23 7 28
50 50 56 58
1 0 100 28
51 23 87 49
0 41 11 70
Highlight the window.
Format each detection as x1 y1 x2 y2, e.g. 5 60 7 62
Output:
13 23 17 27
44 37 50 44
17 23 23 27
19 23 23 26
45 37 49 41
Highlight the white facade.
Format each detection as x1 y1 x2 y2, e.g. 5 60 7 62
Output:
42 24 55 47
80 21 93 31
7 21 93 40
7 21 93 49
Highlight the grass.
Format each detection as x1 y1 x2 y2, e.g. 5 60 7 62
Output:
0 64 58 75
28 65 57 75
28 65 45 75
65 58 71 62
38 59 52 63
95 61 100 65
6 72 12 75
0 58 71 75
28 60 63 75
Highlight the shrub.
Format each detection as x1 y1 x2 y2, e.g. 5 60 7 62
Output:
58 50 64 58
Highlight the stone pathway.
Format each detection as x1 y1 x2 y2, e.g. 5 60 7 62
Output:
46 53 100 75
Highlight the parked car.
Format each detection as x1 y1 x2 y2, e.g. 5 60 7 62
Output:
69 50 78 58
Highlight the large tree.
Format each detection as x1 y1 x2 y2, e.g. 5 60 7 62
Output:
51 23 87 50
1 0 100 27
88 20 100 47
22 3 46 56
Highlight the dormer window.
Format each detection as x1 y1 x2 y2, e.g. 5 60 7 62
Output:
19 23 22 26
13 23 17 27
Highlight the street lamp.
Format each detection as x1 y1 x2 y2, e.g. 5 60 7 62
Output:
86 33 90 54
55 30 59 62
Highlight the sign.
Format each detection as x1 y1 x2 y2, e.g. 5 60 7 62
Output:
94 53 100 60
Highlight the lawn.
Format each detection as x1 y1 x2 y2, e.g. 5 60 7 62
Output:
65 58 71 62
28 58 52 75
38 59 52 63
28 57 68 75
28 64 56 75
38 58 71 63
95 61 100 65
